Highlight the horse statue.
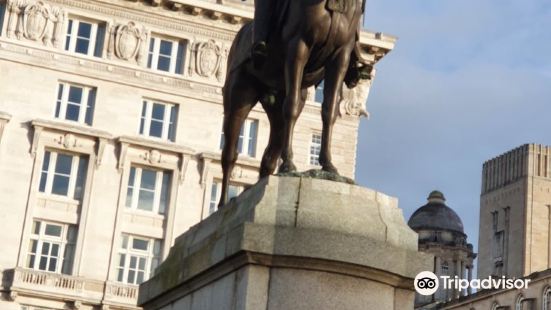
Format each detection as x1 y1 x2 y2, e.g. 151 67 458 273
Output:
219 0 366 207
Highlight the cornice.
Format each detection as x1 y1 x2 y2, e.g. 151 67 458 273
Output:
199 151 260 168
0 111 12 121
118 135 195 155
32 119 113 140
48 0 241 41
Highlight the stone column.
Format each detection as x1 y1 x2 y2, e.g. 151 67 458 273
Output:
455 260 461 299
461 261 466 296
467 266 473 295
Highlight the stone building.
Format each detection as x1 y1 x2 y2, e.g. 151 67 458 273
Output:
408 191 476 308
0 0 395 309
441 144 551 310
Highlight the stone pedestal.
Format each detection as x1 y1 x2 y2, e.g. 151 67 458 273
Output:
138 176 432 310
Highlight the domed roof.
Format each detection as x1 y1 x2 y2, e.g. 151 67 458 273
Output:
408 191 465 234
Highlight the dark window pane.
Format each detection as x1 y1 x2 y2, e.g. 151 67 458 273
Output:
94 24 105 57
128 270 135 284
30 239 38 253
68 86 83 104
65 20 73 51
157 55 171 72
228 185 239 199
39 257 47 270
128 167 136 186
149 120 163 138
27 254 35 268
141 170 156 190
137 272 144 284
65 104 80 121
151 104 165 120
77 22 92 38
125 187 133 208
74 156 88 200
39 172 48 192
159 40 172 55
75 38 90 54
248 121 258 157
32 222 41 236
237 125 244 153
62 244 75 274
137 190 154 211
48 258 57 271
55 154 73 175
85 89 96 125
138 257 146 270
55 84 64 118
45 224 62 237
51 244 59 257
175 41 185 74
52 175 70 195
133 239 148 251
119 254 126 267
42 151 51 170
129 256 137 268
117 269 124 282
159 172 171 214
41 243 50 255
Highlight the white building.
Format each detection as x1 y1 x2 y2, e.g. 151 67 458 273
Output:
0 0 395 309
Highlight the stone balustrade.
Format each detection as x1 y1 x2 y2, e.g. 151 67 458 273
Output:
8 268 140 309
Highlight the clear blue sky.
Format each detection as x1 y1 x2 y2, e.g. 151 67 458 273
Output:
356 0 551 255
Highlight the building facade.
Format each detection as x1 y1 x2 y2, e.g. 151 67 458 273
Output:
408 191 476 309
442 144 551 310
0 0 395 309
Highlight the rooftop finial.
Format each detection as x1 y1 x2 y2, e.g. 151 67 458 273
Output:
427 190 446 203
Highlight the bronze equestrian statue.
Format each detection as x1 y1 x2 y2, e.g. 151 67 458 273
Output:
219 0 368 207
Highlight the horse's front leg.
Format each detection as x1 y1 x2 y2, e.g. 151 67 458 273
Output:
279 39 311 173
320 44 354 174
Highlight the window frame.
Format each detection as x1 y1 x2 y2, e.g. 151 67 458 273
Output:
116 234 162 285
219 119 259 158
54 82 96 125
208 180 243 215
64 17 104 57
147 35 186 74
309 133 322 166
38 150 89 200
125 165 172 215
139 99 178 142
26 220 77 275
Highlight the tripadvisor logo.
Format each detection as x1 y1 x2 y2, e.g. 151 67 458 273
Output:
414 271 531 295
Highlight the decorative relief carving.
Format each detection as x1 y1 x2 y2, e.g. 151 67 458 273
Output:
6 0 66 47
59 133 78 149
340 78 371 118
144 149 162 164
107 21 148 64
189 40 227 82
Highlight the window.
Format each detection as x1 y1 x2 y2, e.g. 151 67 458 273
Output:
65 18 106 57
543 286 551 310
208 181 243 215
39 151 89 200
125 166 171 214
55 82 96 125
139 100 177 141
0 3 6 35
492 211 498 232
441 261 449 275
309 133 322 166
116 234 162 285
26 220 77 274
315 80 324 103
219 119 258 157
147 36 186 74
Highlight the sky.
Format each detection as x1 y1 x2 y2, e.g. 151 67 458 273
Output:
355 0 551 258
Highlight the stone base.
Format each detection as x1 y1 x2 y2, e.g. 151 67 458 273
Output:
138 176 432 310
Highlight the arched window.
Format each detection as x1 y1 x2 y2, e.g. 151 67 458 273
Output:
491 302 499 310
543 286 551 310
441 261 449 275
515 294 524 310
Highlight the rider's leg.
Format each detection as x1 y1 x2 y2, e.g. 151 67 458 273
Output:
252 0 274 67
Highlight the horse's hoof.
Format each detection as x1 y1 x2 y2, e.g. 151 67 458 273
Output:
278 161 297 173
322 163 339 175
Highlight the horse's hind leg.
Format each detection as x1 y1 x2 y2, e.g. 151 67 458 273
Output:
279 39 311 173
219 73 258 208
319 44 354 174
259 93 285 178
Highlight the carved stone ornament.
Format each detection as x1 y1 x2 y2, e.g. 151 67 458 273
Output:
109 21 147 62
189 40 227 81
58 133 78 149
340 79 371 117
6 0 66 47
145 149 162 164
